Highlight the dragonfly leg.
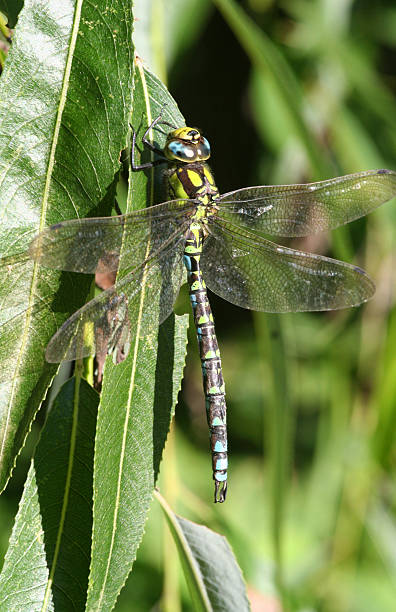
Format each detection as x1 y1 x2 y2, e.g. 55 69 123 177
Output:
131 109 178 171
130 125 166 171
141 109 177 149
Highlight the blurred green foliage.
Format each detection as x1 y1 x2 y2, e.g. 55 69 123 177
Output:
2 0 396 610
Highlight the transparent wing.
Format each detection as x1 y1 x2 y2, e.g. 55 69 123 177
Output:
45 226 188 362
216 169 396 236
29 198 197 273
201 217 374 312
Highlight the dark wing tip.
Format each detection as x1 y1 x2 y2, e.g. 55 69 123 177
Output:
352 265 376 303
352 264 368 275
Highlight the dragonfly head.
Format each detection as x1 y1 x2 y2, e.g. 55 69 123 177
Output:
163 127 211 163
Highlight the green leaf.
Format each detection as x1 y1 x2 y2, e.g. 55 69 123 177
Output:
133 0 212 79
85 65 189 610
371 305 396 464
254 312 292 607
156 491 250 612
213 0 330 179
0 0 23 28
0 377 99 610
0 0 134 491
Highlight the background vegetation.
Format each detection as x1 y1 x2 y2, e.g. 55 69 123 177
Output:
1 0 396 610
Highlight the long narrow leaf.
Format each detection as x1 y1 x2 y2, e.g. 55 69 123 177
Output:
85 64 190 610
156 491 250 612
0 0 133 491
0 377 99 610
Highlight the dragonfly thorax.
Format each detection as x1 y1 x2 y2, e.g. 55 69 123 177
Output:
164 126 219 205
163 126 211 163
167 160 220 206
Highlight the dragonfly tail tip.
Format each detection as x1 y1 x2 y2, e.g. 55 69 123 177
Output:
214 480 227 503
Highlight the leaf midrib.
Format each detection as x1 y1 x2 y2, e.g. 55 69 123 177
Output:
0 0 84 470
94 57 156 608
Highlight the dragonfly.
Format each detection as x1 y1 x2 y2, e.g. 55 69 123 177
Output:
28 113 396 502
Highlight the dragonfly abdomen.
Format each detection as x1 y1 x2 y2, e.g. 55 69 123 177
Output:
184 223 228 503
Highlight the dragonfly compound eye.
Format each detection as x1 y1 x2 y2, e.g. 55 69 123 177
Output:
197 137 210 160
164 128 211 162
165 139 197 162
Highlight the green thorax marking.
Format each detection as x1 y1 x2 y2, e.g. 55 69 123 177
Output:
168 162 219 210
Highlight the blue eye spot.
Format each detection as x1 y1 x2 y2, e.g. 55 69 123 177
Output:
169 141 185 156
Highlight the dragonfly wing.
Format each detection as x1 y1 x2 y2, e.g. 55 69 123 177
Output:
217 169 396 236
29 199 196 274
202 218 374 312
45 228 188 362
